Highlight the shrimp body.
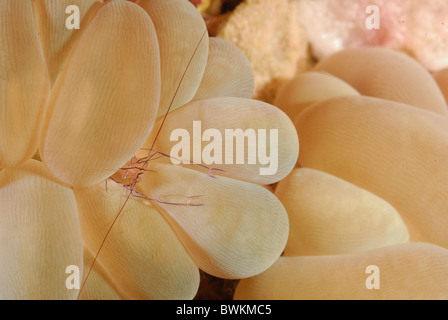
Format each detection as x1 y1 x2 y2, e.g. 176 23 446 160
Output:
110 156 142 186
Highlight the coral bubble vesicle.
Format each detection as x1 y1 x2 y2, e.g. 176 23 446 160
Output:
75 183 200 300
0 0 50 168
314 48 448 115
39 0 161 187
138 0 209 117
0 160 83 300
234 243 448 300
7 0 448 302
275 168 409 256
296 96 448 248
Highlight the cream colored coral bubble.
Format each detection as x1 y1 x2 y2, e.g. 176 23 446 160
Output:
274 72 359 121
78 246 122 300
0 160 83 300
75 182 200 300
1 0 303 302
138 0 209 117
314 48 448 115
193 37 254 100
0 0 50 168
275 168 409 256
32 0 102 85
235 243 448 300
40 0 161 187
142 97 299 185
138 163 289 279
296 96 448 248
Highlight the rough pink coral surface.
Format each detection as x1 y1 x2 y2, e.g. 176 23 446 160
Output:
297 0 448 71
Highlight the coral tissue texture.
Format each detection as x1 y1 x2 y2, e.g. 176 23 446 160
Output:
3 0 448 301
216 0 311 103
236 46 448 300
0 0 299 300
220 0 448 301
297 0 448 71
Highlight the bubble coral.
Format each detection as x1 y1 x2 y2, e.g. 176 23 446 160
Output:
236 47 448 300
0 0 299 299
296 95 448 247
235 243 448 300
274 72 360 121
275 168 409 256
313 48 448 115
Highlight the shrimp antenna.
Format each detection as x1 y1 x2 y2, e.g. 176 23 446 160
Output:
78 181 134 298
78 1 226 299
